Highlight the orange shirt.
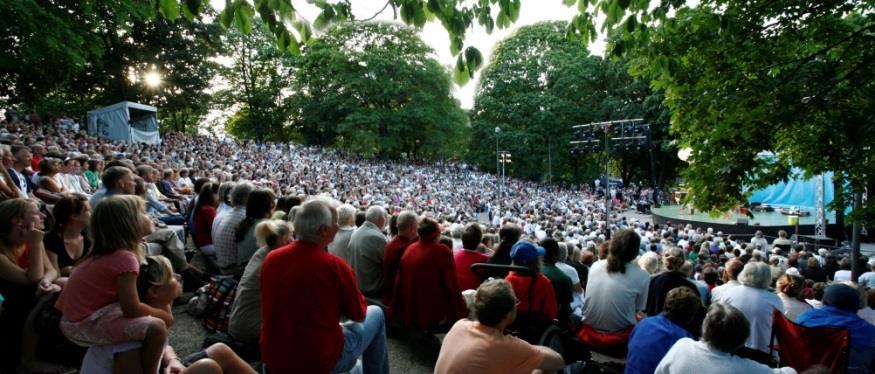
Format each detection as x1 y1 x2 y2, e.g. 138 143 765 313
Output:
435 319 545 374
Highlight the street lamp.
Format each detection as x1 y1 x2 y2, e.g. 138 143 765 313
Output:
499 151 512 196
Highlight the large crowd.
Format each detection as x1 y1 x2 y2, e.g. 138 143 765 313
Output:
1 115 874 374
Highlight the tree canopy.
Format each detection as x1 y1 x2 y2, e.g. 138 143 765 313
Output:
469 21 675 185
625 1 875 220
0 0 223 133
286 22 468 160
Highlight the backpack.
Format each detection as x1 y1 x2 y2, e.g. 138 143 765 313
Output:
201 275 238 333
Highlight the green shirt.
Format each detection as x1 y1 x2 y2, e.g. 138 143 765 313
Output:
84 170 99 190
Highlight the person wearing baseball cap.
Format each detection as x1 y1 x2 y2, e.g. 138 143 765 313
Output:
797 284 875 372
504 240 557 327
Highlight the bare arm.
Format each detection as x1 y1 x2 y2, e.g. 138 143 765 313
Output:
535 346 565 372
26 229 46 282
117 272 175 326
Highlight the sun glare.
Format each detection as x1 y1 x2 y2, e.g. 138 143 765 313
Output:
144 71 162 87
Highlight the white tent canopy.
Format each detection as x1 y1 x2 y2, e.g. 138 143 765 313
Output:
86 101 161 144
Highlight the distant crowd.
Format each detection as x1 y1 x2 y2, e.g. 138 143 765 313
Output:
1 114 873 374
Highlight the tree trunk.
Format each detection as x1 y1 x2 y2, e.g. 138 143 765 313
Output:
833 173 846 241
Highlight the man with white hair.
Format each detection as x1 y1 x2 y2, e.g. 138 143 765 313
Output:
349 205 389 298
328 204 358 265
719 262 784 363
260 199 388 373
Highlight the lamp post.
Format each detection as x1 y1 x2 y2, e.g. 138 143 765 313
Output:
499 151 512 196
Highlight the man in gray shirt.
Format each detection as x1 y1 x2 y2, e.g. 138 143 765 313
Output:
348 205 388 298
328 204 358 265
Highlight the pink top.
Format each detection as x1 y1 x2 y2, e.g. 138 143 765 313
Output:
56 250 140 322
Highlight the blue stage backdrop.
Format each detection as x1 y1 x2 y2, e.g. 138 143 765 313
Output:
747 171 834 209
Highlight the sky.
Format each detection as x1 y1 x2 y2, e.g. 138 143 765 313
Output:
209 0 607 109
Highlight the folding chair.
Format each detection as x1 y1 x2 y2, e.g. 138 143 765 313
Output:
769 309 850 372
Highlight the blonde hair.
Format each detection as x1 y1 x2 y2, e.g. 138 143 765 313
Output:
255 219 293 249
0 198 39 260
90 195 146 259
137 256 174 302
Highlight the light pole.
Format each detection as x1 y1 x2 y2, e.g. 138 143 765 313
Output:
540 106 552 184
499 151 512 195
495 126 501 195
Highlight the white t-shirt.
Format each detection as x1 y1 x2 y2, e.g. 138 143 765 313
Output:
833 270 852 283
720 285 785 352
858 272 875 289
778 293 811 322
655 338 796 374
582 260 650 332
710 280 740 304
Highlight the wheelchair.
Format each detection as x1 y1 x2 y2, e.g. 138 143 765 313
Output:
469 263 587 363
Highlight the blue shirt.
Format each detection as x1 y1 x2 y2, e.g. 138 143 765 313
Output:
626 314 693 374
797 306 875 373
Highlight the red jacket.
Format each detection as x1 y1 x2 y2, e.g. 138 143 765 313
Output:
382 235 412 304
260 241 366 373
506 272 558 322
389 240 467 330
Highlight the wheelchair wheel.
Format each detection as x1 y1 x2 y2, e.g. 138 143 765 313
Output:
537 324 564 356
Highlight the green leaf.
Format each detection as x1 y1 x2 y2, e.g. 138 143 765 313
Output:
496 11 509 29
220 1 236 29
235 2 255 33
508 0 521 22
464 46 484 71
578 0 589 13
450 36 463 55
618 0 630 10
563 0 575 6
182 0 203 21
453 55 471 85
158 0 179 20
313 7 334 30
413 3 427 27
624 15 637 34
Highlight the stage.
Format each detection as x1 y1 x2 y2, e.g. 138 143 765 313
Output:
650 205 838 237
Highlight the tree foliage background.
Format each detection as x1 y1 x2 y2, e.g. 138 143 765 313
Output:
623 1 875 227
469 21 676 186
0 0 223 133
285 22 468 160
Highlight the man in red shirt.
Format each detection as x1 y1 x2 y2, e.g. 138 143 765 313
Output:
260 199 388 374
382 210 418 305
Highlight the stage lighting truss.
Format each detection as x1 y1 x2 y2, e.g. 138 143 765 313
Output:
570 119 650 154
